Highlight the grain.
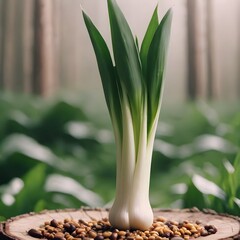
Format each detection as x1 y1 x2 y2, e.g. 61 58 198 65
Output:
28 215 217 240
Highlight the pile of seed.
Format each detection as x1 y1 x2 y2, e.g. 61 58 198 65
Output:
28 216 217 240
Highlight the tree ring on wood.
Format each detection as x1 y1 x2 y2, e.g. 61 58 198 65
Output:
0 208 239 240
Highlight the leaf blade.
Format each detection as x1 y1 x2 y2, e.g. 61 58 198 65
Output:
140 6 159 77
107 0 144 116
107 0 146 151
147 9 173 133
82 11 122 136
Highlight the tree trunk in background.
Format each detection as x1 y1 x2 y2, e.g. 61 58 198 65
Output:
22 0 34 93
52 1 60 90
13 0 24 92
0 0 3 88
238 1 240 97
2 0 16 91
33 0 56 97
186 0 203 100
206 0 218 100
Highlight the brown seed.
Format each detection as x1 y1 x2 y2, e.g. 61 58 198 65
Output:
184 230 191 235
103 231 112 238
183 235 190 240
156 217 167 222
64 223 76 233
79 219 90 226
94 236 104 240
154 227 163 234
88 230 97 238
95 224 102 230
204 225 212 230
73 231 79 237
66 236 73 240
118 231 126 236
76 228 86 234
55 232 64 238
48 226 55 233
53 237 65 240
162 232 171 238
109 232 118 240
190 227 198 233
193 233 200 238
171 225 179 232
45 232 55 239
170 221 179 226
148 236 155 240
184 223 193 230
208 228 217 234
27 216 217 240
28 229 43 238
173 231 181 236
150 230 159 235
152 222 157 227
64 223 70 228
50 219 59 228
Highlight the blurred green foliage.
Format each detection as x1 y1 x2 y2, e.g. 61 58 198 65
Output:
0 93 239 219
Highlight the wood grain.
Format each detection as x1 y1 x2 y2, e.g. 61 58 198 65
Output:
0 208 239 240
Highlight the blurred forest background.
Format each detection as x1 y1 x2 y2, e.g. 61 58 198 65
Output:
0 0 239 220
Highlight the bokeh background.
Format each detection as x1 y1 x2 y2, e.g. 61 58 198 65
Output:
0 0 239 220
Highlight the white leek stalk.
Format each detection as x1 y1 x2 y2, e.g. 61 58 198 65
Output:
82 0 172 230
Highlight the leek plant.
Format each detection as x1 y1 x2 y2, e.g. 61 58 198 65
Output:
82 0 172 230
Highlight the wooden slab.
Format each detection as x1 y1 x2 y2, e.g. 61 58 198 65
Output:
0 208 239 240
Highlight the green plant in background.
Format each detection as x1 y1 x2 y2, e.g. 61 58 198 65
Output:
0 95 108 219
0 94 239 220
183 152 240 215
83 0 172 230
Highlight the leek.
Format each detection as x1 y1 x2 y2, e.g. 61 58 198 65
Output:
82 0 172 230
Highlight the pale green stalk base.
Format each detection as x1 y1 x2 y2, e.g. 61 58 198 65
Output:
109 103 160 230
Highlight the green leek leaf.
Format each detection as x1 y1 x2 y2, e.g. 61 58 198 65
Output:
147 9 172 132
140 6 159 77
82 11 122 135
107 0 143 119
